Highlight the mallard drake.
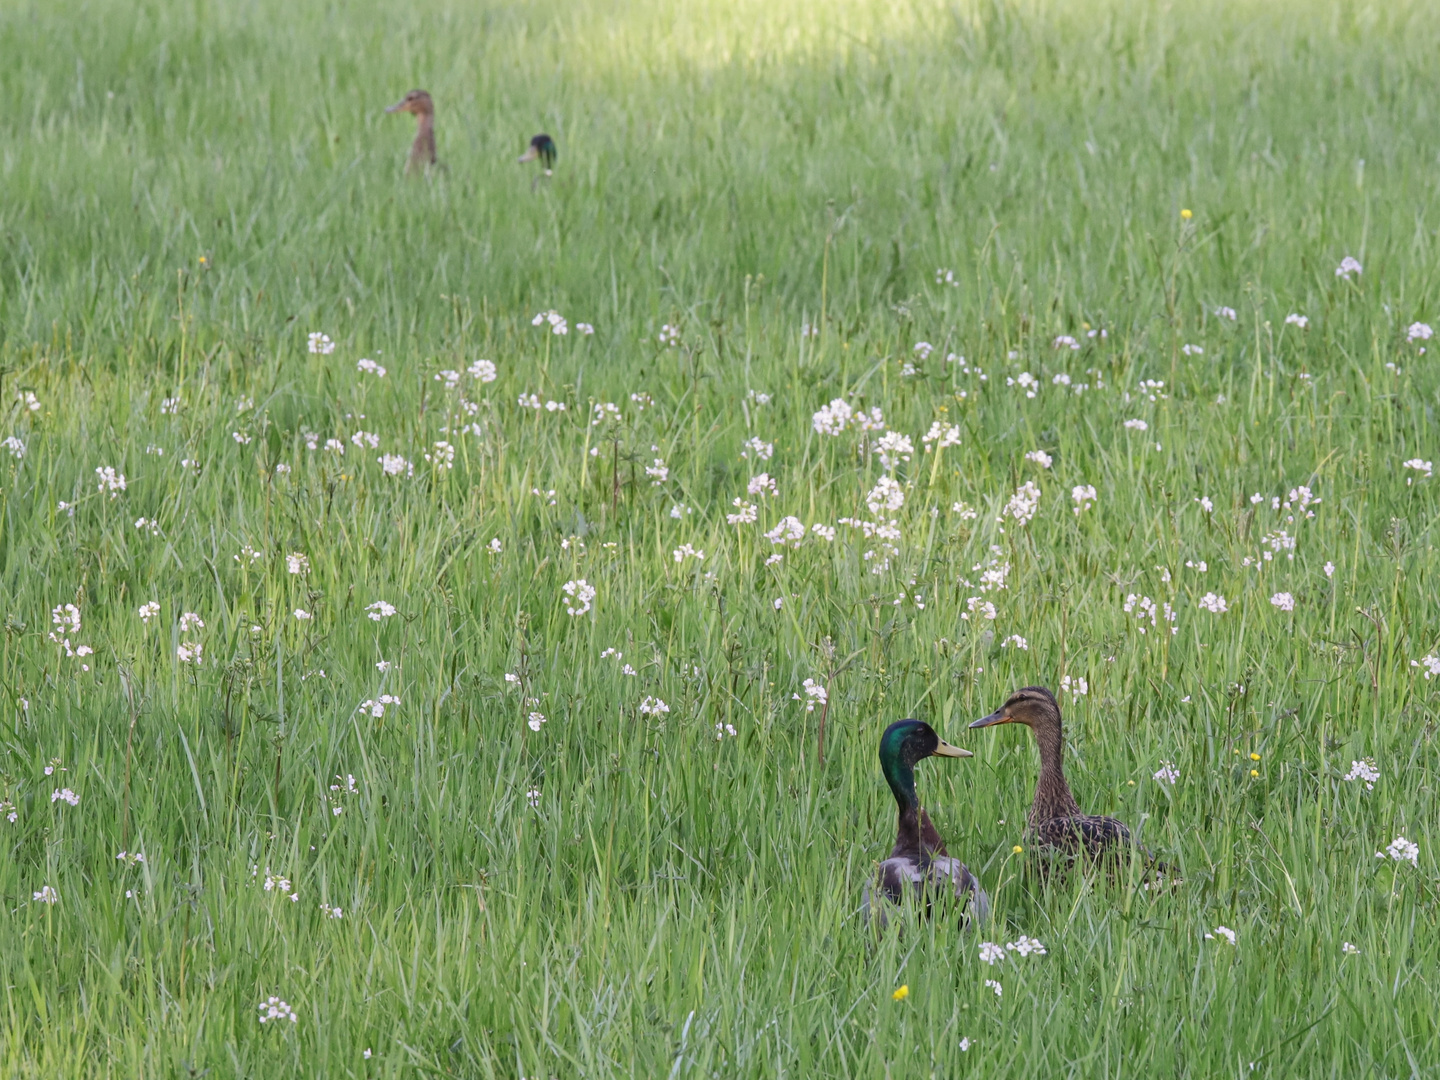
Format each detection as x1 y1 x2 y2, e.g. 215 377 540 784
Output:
518 133 556 175
386 89 437 173
863 719 989 928
970 687 1164 869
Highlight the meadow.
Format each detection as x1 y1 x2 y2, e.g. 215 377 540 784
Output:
2 0 1439 1074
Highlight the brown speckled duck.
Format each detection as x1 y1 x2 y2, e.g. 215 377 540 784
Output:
862 719 989 929
970 687 1166 870
386 89 437 173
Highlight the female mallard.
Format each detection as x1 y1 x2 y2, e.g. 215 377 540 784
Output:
386 89 437 173
518 133 556 176
970 687 1164 868
863 719 989 928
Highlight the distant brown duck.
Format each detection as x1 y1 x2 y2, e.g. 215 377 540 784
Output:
386 89 437 173
862 719 989 929
970 687 1166 870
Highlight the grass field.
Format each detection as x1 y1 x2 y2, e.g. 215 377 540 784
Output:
3 0 1440 1074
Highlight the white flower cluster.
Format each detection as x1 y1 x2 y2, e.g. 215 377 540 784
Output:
1124 594 1176 635
1003 481 1041 527
1205 926 1237 945
1153 762 1180 785
359 694 400 718
875 431 914 470
796 678 827 713
764 516 805 547
922 422 961 451
1383 836 1418 867
562 579 596 616
1343 758 1378 791
865 476 905 515
258 996 299 1023
532 310 568 335
95 465 127 497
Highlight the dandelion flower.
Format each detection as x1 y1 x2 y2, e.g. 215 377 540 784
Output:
892 985 909 1002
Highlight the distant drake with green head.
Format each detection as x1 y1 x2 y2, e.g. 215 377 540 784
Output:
518 133 557 175
863 719 989 928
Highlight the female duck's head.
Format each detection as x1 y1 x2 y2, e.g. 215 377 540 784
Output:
879 718 970 807
969 686 1061 734
386 89 434 118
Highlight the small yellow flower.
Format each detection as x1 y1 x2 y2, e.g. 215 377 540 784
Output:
1012 845 1024 854
1250 752 1261 761
892 985 909 1002
1180 208 1193 220
1250 769 1259 777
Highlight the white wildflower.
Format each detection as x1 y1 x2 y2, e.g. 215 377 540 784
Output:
764 516 806 547
1343 758 1378 791
747 473 778 498
378 454 413 477
258 996 298 1023
95 466 127 497
1003 481 1041 526
866 476 905 514
1385 836 1418 867
562 579 596 617
726 499 758 525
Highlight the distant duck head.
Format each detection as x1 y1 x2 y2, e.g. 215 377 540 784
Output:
386 89 434 119
519 133 557 173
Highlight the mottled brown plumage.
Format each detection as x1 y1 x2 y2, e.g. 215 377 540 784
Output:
386 89 437 173
863 719 990 929
970 687 1166 870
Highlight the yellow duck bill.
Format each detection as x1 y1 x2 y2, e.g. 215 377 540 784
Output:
932 739 973 757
